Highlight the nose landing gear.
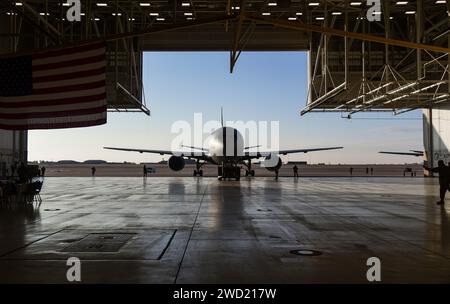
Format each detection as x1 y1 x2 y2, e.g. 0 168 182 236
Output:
193 160 204 177
218 164 240 181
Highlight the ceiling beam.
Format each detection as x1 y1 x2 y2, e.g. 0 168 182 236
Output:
246 14 450 54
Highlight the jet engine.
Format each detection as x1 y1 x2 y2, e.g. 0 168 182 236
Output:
263 153 282 171
168 156 185 171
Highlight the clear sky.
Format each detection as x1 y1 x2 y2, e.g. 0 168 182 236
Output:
28 51 423 164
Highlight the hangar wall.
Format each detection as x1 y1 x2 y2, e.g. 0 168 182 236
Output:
0 12 27 177
423 107 450 169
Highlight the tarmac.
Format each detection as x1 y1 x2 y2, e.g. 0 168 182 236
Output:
0 176 449 283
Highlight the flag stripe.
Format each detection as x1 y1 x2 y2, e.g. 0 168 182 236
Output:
33 66 105 83
33 47 105 66
0 118 107 130
0 105 106 119
32 61 105 78
33 74 105 90
32 79 105 95
32 42 105 60
0 87 105 103
0 112 106 126
0 98 105 113
32 54 105 72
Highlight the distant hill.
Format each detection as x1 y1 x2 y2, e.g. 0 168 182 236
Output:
83 160 107 164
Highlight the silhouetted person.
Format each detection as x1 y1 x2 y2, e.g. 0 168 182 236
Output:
424 160 450 205
143 165 147 178
366 167 369 175
91 166 96 177
349 167 353 176
293 165 299 178
370 167 374 175
17 162 26 183
40 166 46 177
275 168 279 180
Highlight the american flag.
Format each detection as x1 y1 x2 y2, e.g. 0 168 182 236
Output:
0 42 107 130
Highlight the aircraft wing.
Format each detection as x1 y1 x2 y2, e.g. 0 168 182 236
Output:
245 146 343 158
104 146 210 159
379 151 423 157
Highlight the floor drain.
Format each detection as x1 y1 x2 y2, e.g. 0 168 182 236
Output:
290 249 322 256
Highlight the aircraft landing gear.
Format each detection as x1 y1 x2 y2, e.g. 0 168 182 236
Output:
193 160 204 177
218 164 240 181
245 170 255 177
193 169 203 176
244 160 255 177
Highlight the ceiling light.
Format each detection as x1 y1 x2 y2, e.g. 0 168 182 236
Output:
288 17 297 20
128 17 135 21
139 3 151 6
15 2 22 6
156 17 165 21
39 12 50 16
268 2 277 6
112 13 122 16
396 1 408 4
332 12 342 15
309 2 319 6
315 16 324 20
436 0 446 3
350 2 362 5
96 3 107 7
182 2 190 7
186 17 194 20
262 12 271 16
405 11 415 14
149 12 159 16
296 12 303 16
232 6 240 10
184 12 193 16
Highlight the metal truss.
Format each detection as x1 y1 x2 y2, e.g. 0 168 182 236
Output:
1 0 449 116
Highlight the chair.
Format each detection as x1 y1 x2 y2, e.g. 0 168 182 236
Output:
24 181 42 205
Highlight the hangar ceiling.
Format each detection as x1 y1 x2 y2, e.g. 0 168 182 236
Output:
0 0 449 116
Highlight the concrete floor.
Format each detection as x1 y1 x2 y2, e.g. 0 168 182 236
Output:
0 176 449 283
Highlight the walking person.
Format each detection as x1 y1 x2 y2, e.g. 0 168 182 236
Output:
293 165 299 178
91 166 96 177
424 160 450 205
40 166 46 177
143 165 148 178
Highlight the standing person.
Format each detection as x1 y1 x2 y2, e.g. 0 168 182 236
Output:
91 166 96 177
143 165 148 178
41 166 46 177
275 168 279 180
350 167 353 176
370 167 374 175
366 167 369 175
293 165 299 178
424 160 450 205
